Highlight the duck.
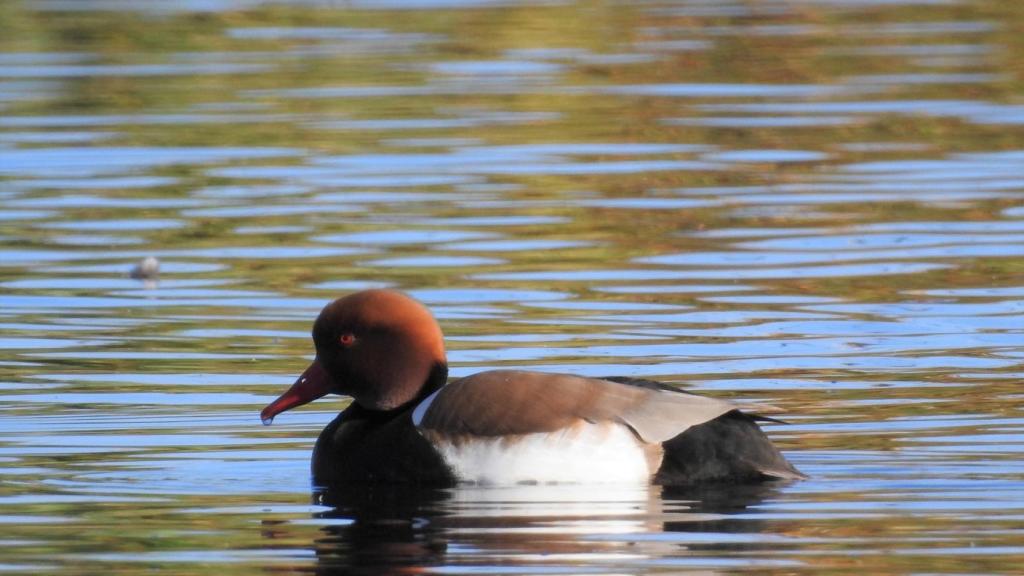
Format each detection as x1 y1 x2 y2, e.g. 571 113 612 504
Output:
261 289 805 486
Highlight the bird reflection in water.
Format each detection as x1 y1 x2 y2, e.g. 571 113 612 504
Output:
299 480 792 575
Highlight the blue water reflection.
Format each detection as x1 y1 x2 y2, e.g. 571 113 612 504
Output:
1 0 1023 574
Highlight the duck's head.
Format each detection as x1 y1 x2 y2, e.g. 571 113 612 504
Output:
260 289 447 423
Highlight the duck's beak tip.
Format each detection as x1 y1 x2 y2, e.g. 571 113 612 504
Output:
260 359 332 423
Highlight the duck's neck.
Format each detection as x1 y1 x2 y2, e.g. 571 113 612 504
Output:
363 362 448 416
418 362 449 401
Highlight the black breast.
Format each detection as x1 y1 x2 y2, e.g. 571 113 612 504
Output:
312 402 456 487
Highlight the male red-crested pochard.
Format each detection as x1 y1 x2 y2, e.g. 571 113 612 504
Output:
261 289 805 486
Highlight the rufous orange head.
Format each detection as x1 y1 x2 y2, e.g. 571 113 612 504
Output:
261 290 447 423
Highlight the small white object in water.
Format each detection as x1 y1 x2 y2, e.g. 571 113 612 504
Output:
262 416 274 426
129 256 160 280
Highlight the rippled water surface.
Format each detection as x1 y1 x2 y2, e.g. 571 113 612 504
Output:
2 0 1023 573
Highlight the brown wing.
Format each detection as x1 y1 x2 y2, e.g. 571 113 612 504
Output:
417 369 737 443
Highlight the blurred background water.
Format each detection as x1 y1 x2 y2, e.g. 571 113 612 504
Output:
1 0 1023 573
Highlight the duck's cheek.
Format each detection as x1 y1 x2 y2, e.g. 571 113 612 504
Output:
261 359 333 424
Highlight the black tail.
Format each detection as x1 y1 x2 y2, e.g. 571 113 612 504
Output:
603 376 805 484
654 410 806 485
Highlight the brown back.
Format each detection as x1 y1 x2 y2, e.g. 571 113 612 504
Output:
418 370 737 443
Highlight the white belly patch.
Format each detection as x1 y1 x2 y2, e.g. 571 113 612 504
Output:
420 422 655 485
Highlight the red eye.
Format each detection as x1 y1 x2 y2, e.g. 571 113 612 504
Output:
339 333 356 346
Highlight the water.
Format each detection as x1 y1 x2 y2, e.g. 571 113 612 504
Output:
1 0 1023 573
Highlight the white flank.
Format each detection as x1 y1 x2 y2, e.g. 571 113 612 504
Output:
425 422 653 485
